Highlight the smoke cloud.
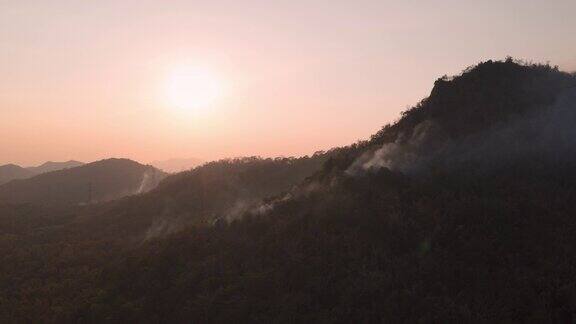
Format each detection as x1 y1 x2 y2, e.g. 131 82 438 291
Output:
346 120 449 176
137 169 163 194
347 88 576 176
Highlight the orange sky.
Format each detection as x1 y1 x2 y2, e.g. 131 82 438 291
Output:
1 0 575 166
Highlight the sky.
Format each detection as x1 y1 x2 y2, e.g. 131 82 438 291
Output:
1 0 575 166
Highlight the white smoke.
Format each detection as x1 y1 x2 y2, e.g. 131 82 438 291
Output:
346 120 449 176
137 172 151 194
144 217 185 241
346 88 576 176
221 199 253 222
143 197 191 241
137 170 162 194
213 181 321 224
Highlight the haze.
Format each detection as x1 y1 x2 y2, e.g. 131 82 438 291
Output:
1 0 575 166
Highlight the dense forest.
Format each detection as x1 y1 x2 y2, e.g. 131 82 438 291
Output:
3 59 576 322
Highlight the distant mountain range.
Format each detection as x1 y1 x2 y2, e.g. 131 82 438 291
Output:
0 158 166 205
27 160 84 174
0 164 36 185
0 160 84 185
0 157 200 184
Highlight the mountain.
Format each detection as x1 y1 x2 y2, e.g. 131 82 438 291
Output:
0 158 165 205
0 160 85 185
88 59 576 323
26 160 84 174
0 164 35 185
151 157 204 173
70 154 333 240
3 59 576 322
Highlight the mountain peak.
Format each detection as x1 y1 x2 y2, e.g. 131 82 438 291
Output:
371 59 576 146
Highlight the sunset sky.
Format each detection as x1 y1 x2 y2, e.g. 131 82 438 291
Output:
1 0 575 166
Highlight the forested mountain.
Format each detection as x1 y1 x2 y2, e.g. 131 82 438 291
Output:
2 59 576 322
0 158 165 205
26 160 84 174
0 164 35 185
66 154 333 241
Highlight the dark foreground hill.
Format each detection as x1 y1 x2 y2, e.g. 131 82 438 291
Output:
2 59 576 322
0 158 164 205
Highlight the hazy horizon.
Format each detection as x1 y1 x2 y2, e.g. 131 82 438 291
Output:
2 0 576 166
4 2 576 321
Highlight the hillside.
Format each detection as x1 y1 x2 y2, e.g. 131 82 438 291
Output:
0 164 35 185
85 59 576 323
57 154 332 241
2 59 576 322
0 158 165 205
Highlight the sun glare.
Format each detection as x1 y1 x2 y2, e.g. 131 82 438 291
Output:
166 66 222 111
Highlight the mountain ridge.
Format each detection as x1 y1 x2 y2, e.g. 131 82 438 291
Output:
0 164 35 185
0 160 85 185
3 59 576 322
0 158 165 205
26 160 84 174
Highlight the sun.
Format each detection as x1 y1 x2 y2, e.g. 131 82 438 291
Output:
166 66 222 111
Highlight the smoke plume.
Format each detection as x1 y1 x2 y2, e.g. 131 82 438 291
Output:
347 88 576 176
